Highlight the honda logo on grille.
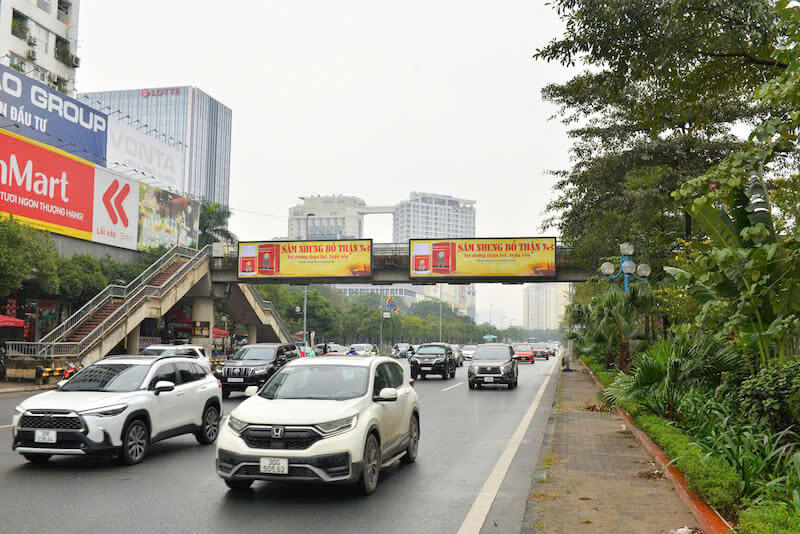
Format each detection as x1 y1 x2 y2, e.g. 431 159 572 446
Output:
272 426 284 439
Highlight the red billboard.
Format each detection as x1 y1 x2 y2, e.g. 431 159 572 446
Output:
0 130 94 240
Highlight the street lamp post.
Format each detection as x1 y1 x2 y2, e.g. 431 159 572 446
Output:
599 242 651 293
302 213 315 347
438 283 443 341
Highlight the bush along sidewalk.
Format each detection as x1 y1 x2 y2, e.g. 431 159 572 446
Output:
580 340 800 534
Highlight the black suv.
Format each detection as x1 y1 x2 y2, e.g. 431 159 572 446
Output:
467 343 519 390
216 343 299 398
410 343 457 380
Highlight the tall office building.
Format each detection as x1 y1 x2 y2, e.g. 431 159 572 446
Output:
523 283 570 331
392 192 476 242
0 0 81 93
78 86 232 207
288 195 395 240
393 192 477 320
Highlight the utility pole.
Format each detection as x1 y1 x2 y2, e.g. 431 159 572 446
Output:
438 283 443 341
303 286 308 346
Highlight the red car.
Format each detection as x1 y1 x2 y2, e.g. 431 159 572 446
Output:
531 343 551 360
514 345 535 363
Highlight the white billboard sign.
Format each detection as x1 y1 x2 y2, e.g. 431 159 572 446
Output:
106 119 184 193
92 168 140 250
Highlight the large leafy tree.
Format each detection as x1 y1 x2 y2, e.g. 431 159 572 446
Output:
536 0 786 270
0 218 59 298
198 203 236 247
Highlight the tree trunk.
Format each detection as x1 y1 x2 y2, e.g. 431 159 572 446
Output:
684 211 692 240
617 340 632 371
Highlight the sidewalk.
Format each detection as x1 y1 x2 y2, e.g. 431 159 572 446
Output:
0 381 55 395
525 363 700 533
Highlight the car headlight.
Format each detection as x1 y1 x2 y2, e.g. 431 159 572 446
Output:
469 365 477 373
79 404 128 417
315 415 358 436
253 367 269 375
15 405 25 415
501 362 513 373
227 415 248 434
433 358 443 364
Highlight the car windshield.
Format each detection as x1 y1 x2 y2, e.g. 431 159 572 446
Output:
416 346 445 355
259 365 370 400
140 347 169 355
396 343 409 349
473 347 511 361
532 343 549 350
463 345 476 351
61 363 150 392
517 346 532 352
231 346 277 360
352 344 370 351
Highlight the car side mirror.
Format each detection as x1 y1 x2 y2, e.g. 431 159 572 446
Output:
245 386 258 397
374 387 398 402
154 380 175 395
512 355 521 360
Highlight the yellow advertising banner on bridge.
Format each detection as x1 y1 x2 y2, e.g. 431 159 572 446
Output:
409 237 556 279
238 240 372 279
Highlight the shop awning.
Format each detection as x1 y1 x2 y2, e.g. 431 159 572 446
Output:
213 327 229 338
0 314 25 328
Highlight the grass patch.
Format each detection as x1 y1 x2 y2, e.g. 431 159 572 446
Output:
738 502 800 534
533 521 545 530
529 490 560 501
636 415 741 516
579 519 593 524
539 450 563 470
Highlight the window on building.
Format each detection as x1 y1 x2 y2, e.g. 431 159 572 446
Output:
38 0 52 13
57 0 72 22
8 54 26 73
11 10 29 40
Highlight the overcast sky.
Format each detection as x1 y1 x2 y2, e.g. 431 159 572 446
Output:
77 0 574 326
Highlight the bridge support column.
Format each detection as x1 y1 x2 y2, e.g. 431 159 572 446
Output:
126 324 140 355
247 324 257 345
192 297 215 356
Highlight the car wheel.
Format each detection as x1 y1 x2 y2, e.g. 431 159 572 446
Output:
359 434 381 495
420 374 427 380
401 415 419 464
23 454 51 464
196 404 220 444
476 383 483 389
441 369 448 380
119 419 149 465
225 479 253 491
450 367 456 379
468 381 475 390
545 355 549 360
222 389 231 400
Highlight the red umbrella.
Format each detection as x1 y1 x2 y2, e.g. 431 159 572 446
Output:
0 314 24 328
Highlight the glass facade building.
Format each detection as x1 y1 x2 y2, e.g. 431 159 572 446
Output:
77 86 232 207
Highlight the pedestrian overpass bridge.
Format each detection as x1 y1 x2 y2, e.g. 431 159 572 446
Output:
5 242 588 371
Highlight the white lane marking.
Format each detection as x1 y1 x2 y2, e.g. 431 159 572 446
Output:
442 382 464 392
0 424 12 430
457 357 559 534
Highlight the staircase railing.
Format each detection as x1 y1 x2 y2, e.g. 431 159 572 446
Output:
242 284 293 342
39 245 198 345
6 246 209 358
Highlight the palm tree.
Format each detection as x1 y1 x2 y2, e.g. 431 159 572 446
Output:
587 284 653 370
199 203 236 247
602 336 739 418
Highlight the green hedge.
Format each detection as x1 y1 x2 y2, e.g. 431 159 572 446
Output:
636 415 741 515
738 502 800 534
580 356 617 387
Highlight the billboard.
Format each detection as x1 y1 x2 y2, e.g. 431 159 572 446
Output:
0 63 107 165
238 240 373 279
106 119 184 193
409 237 556 279
0 129 196 251
137 184 199 249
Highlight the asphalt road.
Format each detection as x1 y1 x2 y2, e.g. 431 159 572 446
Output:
0 356 560 534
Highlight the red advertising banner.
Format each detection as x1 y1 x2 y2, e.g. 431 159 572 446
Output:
0 130 94 240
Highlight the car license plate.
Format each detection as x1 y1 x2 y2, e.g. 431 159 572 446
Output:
420 366 432 371
259 457 288 474
484 377 494 383
34 430 57 443
227 377 244 383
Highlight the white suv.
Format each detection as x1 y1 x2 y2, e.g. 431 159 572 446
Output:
12 355 222 465
216 356 420 495
140 344 212 370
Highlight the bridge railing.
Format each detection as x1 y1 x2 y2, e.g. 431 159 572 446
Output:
242 284 293 342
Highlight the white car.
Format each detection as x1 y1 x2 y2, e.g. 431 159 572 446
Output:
12 355 222 465
216 356 420 495
349 344 375 356
140 344 212 370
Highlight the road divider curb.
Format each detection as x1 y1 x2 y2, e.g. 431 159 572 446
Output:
580 361 734 534
457 355 561 534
